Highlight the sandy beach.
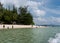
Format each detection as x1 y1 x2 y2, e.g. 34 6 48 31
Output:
0 24 46 29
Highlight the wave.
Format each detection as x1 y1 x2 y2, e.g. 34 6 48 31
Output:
48 33 60 43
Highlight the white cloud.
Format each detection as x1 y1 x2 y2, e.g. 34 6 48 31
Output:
26 1 41 9
0 0 4 4
26 1 46 17
33 9 46 16
33 17 48 25
44 7 60 14
33 16 60 25
0 0 27 8
50 17 60 23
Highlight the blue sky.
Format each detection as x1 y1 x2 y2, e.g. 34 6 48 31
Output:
0 0 60 25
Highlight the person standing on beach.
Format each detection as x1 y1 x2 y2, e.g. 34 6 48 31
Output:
12 25 13 29
3 24 5 28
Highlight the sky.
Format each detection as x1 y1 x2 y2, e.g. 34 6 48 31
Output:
0 0 60 25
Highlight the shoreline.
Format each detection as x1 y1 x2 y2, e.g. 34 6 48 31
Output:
0 24 46 29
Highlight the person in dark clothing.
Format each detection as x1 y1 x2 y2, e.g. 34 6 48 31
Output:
3 24 5 28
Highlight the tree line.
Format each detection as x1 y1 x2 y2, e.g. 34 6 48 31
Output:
0 2 34 25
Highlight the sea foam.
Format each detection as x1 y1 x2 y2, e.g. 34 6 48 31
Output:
48 33 60 43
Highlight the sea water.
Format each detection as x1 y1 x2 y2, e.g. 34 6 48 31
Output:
32 27 60 43
0 27 60 43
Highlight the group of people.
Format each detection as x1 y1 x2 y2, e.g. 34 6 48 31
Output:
3 24 13 29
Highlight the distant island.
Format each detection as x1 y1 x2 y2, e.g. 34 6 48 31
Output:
37 25 60 27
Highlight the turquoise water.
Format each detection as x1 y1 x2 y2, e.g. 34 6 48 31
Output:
0 27 60 43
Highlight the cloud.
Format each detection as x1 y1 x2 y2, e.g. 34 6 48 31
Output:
26 1 46 17
0 0 4 4
33 9 46 16
26 1 41 9
33 17 48 25
44 7 60 14
50 17 60 23
0 0 27 8
33 16 60 25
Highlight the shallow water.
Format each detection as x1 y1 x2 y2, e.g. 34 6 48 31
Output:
0 27 60 43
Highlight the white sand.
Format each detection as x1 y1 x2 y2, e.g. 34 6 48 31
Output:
0 24 46 29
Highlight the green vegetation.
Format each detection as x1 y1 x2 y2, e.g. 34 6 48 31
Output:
0 2 34 25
